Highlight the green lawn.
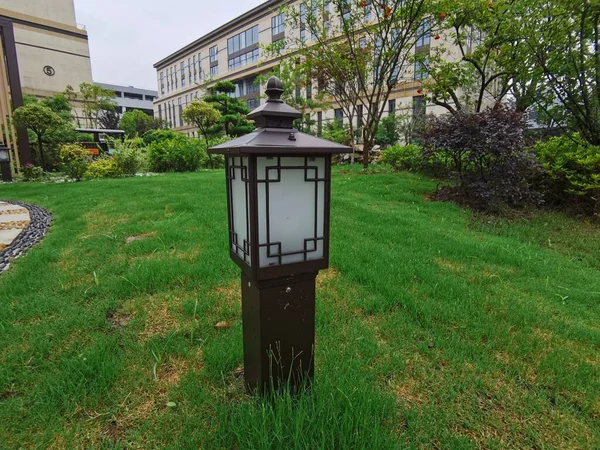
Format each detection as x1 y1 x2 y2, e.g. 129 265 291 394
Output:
1 169 599 449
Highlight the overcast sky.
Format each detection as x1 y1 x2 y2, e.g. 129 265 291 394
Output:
74 0 264 91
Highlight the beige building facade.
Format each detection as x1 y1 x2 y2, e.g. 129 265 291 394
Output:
0 0 93 169
153 0 462 138
1 0 93 99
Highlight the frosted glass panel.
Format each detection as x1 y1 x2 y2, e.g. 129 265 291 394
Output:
257 156 326 268
228 156 251 265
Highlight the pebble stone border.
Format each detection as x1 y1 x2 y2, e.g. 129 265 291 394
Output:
0 200 52 273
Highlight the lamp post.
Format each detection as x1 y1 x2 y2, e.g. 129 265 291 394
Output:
0 143 12 182
209 76 352 393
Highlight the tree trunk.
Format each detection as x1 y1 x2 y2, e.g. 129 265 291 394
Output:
35 135 46 170
362 140 371 169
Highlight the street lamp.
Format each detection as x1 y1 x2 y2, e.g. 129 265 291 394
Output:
0 143 12 182
209 76 351 393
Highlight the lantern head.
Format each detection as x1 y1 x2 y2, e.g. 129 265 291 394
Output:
0 144 9 163
209 76 352 281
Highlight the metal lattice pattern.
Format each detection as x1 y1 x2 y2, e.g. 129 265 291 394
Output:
257 156 326 267
227 156 252 264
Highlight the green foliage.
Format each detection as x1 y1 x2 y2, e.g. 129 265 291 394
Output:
59 143 91 181
535 134 600 216
21 164 44 181
112 143 148 176
142 129 185 146
13 103 66 169
374 114 400 148
85 157 122 179
119 110 164 138
64 82 116 128
322 120 351 146
147 137 207 172
204 81 254 137
42 94 73 122
381 144 423 171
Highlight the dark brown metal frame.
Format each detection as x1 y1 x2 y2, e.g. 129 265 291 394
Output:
226 153 332 282
0 18 32 166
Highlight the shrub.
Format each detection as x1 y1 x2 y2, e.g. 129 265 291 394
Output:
86 157 122 179
22 163 44 181
147 137 207 172
535 134 600 216
205 136 231 169
59 143 91 181
381 145 423 171
421 107 542 210
374 114 400 148
142 129 185 146
112 142 148 176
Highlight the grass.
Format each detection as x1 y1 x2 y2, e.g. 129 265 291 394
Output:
0 168 599 449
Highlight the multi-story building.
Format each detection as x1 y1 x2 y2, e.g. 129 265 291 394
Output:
95 82 157 117
153 0 455 139
0 0 93 167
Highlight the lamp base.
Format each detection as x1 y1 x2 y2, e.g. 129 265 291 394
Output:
0 162 12 182
241 271 317 394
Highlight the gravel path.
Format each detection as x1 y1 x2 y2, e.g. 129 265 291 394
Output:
0 200 52 273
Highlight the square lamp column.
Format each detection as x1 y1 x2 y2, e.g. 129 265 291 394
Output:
0 144 12 182
209 76 351 393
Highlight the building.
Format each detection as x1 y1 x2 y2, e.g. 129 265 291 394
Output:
95 82 157 117
153 1 475 139
0 0 93 167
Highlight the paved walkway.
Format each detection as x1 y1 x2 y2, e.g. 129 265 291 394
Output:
0 201 31 253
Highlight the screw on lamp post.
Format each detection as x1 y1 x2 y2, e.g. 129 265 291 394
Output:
209 76 352 394
0 143 12 182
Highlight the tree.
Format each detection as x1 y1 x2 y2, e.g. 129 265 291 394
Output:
182 100 221 168
98 109 120 129
13 103 65 169
282 0 439 168
420 0 527 114
118 109 163 138
523 0 600 145
42 94 73 122
64 82 116 128
204 81 255 136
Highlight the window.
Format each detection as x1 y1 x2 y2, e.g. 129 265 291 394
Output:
388 99 396 115
247 97 260 110
227 25 259 55
416 20 431 48
198 53 202 78
181 61 186 87
413 96 426 118
340 0 351 26
364 2 371 21
300 4 306 41
210 65 218 77
209 46 218 64
158 104 162 120
173 66 178 89
168 102 172 126
146 95 155 102
231 76 259 98
159 71 164 95
306 83 312 99
317 111 323 135
228 48 260 71
323 1 331 35
334 108 343 123
178 98 183 127
272 13 285 36
357 104 363 128
414 56 429 80
192 55 197 82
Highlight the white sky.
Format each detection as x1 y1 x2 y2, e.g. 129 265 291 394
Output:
74 0 265 91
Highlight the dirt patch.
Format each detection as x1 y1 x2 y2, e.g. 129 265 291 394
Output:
106 310 133 330
211 279 241 309
316 267 340 289
125 232 156 244
0 390 21 400
393 376 430 407
434 258 466 272
138 294 182 343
